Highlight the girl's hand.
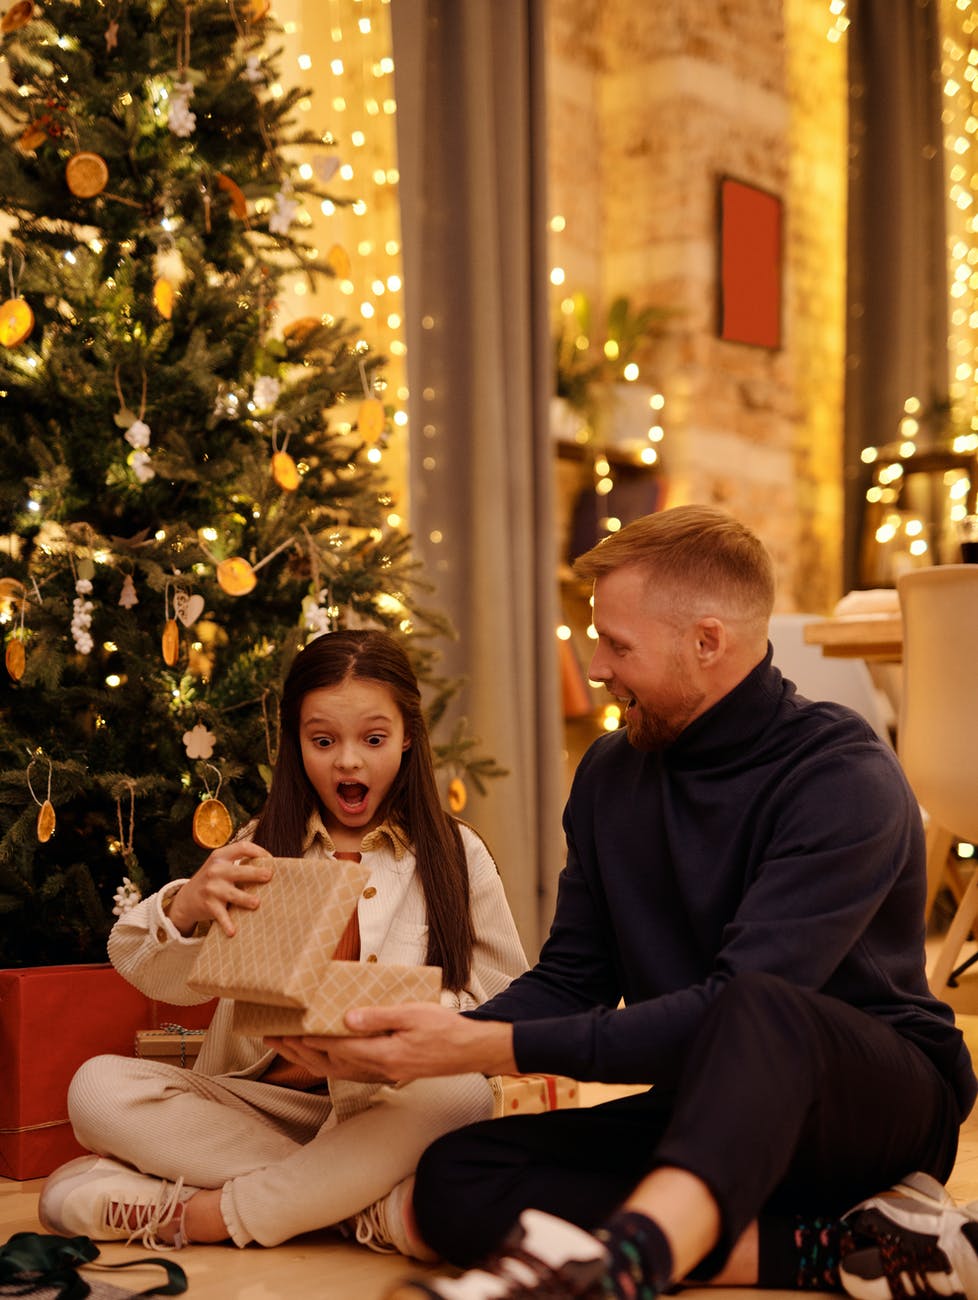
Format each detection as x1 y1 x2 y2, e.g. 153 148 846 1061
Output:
165 841 274 938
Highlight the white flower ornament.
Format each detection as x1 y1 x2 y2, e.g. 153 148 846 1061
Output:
169 81 197 138
252 375 281 410
183 723 216 760
112 876 142 917
124 419 151 450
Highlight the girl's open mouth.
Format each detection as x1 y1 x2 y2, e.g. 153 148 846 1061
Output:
337 781 369 813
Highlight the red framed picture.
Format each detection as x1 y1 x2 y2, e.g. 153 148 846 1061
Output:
717 176 783 350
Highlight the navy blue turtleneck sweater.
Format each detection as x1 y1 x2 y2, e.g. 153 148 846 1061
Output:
478 650 976 1118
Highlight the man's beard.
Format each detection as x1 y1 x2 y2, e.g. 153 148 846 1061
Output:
624 702 692 751
623 672 705 752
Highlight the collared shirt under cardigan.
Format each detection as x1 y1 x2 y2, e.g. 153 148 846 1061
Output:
470 648 978 1121
109 815 528 1124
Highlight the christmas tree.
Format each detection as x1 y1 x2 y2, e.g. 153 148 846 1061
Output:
0 0 495 968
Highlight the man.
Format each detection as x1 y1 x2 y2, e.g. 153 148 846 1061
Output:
279 506 977 1300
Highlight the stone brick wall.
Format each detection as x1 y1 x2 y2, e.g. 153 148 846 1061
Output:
546 0 848 611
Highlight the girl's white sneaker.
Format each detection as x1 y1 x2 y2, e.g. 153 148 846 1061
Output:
38 1154 197 1250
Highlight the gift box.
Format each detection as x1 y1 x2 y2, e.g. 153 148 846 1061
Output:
187 856 443 1035
0 964 216 1181
134 1026 206 1068
489 1073 580 1119
229 961 442 1036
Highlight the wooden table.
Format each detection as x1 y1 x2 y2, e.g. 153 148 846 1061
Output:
802 614 903 661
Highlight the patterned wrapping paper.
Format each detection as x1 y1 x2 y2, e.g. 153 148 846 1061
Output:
187 856 371 1007
488 1073 581 1118
232 961 443 1036
186 856 442 1036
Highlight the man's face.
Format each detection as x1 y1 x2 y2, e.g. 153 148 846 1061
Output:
586 565 706 750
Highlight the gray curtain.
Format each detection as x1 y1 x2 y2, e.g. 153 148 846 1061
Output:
390 0 564 954
844 0 948 589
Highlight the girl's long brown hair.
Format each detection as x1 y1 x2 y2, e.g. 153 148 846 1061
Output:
250 629 475 991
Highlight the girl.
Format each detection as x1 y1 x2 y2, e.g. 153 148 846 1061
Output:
38 629 528 1256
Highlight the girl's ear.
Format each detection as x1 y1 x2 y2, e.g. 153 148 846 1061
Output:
401 734 412 753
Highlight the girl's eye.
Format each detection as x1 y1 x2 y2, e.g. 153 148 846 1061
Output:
366 734 386 746
313 736 334 748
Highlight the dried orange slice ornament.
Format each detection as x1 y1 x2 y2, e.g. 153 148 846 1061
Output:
326 243 351 279
5 638 25 682
1 1 34 33
357 398 385 440
66 152 109 198
18 120 48 151
153 278 175 319
215 172 248 219
192 797 233 849
162 617 179 665
271 449 300 491
282 316 320 348
0 297 34 348
37 799 55 843
216 556 257 596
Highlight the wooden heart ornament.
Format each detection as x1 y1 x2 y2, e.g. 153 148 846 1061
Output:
174 590 205 627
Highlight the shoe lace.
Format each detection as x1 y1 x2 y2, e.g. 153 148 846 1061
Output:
103 1177 187 1252
352 1200 399 1256
870 1229 953 1297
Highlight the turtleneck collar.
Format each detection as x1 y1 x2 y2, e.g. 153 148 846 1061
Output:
659 644 785 770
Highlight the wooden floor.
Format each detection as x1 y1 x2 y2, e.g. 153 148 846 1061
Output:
5 1046 978 1300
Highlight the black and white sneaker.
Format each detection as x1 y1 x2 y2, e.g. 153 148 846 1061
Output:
840 1171 978 1299
382 1208 610 1298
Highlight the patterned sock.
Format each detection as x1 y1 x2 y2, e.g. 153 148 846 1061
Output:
757 1212 855 1291
595 1209 671 1299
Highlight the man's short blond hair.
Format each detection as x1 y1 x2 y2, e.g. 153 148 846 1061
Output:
572 505 776 624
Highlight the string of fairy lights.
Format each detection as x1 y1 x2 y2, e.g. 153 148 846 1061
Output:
939 0 978 466
848 0 978 570
826 0 849 44
275 0 408 521
548 220 669 733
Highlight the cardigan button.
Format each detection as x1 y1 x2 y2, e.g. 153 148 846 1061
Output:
366 953 378 962
363 886 377 899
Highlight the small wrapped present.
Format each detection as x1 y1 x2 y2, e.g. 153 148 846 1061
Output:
489 1073 581 1119
134 1025 206 1068
187 856 442 1036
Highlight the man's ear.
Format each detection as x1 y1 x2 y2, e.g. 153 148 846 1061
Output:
694 617 725 664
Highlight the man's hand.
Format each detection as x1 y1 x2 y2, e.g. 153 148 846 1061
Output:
266 1003 517 1084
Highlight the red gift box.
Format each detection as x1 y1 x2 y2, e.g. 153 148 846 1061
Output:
0 964 216 1181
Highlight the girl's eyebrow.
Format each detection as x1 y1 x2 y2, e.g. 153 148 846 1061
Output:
302 711 396 726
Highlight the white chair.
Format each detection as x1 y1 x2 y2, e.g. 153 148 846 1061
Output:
769 613 894 745
896 566 978 1011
